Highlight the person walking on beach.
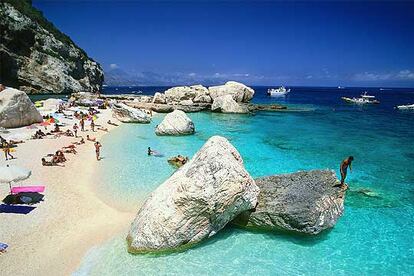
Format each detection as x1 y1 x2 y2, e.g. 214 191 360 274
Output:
80 118 85 132
91 120 95 132
2 141 14 161
73 123 78 137
94 141 102 161
337 156 354 186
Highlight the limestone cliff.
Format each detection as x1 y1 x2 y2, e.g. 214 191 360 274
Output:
0 0 103 94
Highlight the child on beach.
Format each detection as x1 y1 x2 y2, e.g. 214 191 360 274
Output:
94 141 102 161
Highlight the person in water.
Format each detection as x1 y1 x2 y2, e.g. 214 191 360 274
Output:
338 156 354 186
147 147 154 156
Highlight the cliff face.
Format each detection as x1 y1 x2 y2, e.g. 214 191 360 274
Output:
0 0 104 94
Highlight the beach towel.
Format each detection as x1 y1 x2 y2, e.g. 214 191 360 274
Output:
0 243 8 252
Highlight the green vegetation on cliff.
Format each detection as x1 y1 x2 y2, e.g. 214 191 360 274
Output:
3 0 89 59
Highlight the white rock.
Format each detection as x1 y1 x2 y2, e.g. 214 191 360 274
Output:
211 95 249 114
112 103 151 123
0 88 43 128
152 92 166 104
42 98 64 111
127 136 259 253
209 81 254 103
155 110 195 136
179 99 194 106
164 85 208 103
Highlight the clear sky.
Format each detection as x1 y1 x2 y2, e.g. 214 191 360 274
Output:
33 0 414 87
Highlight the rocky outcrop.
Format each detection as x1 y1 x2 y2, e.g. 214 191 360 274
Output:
209 81 254 103
164 85 211 103
152 92 166 104
0 87 43 128
232 170 346 235
0 0 103 94
127 136 259 253
155 110 195 135
112 103 151 123
211 95 249 114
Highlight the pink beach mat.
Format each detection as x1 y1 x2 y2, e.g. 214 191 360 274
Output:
11 186 45 195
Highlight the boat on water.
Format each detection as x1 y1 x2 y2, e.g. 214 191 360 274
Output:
341 92 380 105
396 104 414 110
338 86 345 89
267 86 290 97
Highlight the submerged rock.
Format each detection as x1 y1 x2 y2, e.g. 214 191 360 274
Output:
155 110 195 135
0 1 103 94
112 103 151 123
209 81 254 103
0 87 43 128
127 136 259 253
211 95 249 114
232 170 346 235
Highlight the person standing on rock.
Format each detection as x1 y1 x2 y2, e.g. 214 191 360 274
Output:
338 156 354 186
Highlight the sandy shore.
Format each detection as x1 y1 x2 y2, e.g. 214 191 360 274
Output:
0 108 136 275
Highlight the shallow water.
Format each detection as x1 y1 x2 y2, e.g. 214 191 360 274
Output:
75 87 414 275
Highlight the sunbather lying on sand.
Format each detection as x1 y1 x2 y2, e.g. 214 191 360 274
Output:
73 138 85 145
107 120 119 126
86 135 96 142
33 130 46 139
98 127 108 132
62 148 77 154
42 158 64 167
9 140 24 145
52 150 67 163
64 129 74 137
0 242 8 254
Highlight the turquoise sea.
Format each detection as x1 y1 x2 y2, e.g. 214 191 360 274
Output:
75 87 414 275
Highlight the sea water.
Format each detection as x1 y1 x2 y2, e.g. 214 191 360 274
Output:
74 87 414 275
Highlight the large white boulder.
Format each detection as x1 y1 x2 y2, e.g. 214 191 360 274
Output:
127 136 259 253
211 95 249 114
152 92 166 104
208 81 254 103
155 110 195 136
164 85 209 103
112 103 151 123
0 88 43 128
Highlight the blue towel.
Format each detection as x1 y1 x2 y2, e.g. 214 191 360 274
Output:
0 243 8 251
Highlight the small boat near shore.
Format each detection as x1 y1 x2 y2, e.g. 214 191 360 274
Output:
267 86 290 97
341 92 380 105
396 104 414 110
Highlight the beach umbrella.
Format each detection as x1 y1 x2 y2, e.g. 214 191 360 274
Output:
0 165 31 193
47 118 55 124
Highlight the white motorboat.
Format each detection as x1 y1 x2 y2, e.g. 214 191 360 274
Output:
341 92 380 105
267 86 290 97
396 104 414 110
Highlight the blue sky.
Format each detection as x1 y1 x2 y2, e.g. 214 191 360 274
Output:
33 1 414 87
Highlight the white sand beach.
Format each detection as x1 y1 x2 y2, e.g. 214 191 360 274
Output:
0 108 136 275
